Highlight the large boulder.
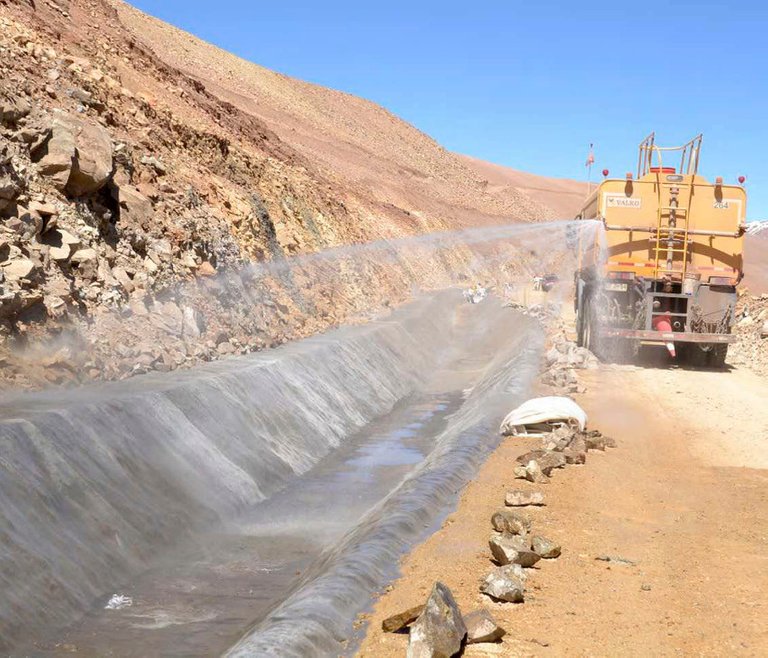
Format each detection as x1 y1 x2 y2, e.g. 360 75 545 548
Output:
66 119 113 196
2 258 38 282
33 117 76 191
32 114 113 195
69 248 98 279
407 582 466 658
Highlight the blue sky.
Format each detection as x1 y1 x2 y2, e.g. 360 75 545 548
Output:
129 0 766 219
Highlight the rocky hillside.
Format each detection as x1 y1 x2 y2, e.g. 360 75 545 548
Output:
0 0 560 390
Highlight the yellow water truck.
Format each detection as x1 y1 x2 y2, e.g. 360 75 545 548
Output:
573 133 746 366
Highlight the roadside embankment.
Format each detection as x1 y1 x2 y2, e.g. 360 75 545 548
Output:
357 354 768 656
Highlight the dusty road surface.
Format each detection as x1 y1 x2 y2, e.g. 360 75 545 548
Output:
357 358 768 657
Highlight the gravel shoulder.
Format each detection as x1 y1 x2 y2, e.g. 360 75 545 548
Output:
356 361 768 656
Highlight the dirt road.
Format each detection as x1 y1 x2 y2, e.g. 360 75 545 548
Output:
357 360 768 656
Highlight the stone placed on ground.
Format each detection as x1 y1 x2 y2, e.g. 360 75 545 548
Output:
381 604 425 633
407 582 466 658
464 608 506 644
516 449 567 475
505 490 545 507
562 447 586 464
569 434 588 454
489 533 541 567
491 509 531 535
481 564 526 603
531 535 561 559
514 460 550 484
583 430 617 451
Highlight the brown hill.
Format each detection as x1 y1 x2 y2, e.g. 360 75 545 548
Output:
108 0 555 230
459 154 589 219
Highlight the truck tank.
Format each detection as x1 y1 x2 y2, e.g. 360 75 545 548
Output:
573 133 746 367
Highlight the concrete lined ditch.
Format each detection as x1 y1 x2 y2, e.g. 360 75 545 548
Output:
0 291 543 656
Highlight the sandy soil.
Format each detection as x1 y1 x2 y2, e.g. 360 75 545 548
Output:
357 359 768 657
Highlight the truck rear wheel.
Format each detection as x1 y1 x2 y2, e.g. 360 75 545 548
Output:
683 343 728 369
706 344 728 368
576 298 588 348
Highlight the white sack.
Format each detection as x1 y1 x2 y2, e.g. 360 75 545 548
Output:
500 396 587 437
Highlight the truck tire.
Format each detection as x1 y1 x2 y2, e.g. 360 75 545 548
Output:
706 343 728 369
576 299 587 347
584 296 597 354
601 336 639 363
683 343 728 369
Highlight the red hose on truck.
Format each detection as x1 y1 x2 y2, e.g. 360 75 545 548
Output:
652 314 676 357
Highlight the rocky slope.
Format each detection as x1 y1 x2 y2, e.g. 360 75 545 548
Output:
0 0 564 390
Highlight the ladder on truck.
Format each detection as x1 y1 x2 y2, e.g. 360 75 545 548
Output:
638 133 702 280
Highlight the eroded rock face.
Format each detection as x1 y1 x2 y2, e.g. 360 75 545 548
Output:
407 582 466 658
464 608 506 644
